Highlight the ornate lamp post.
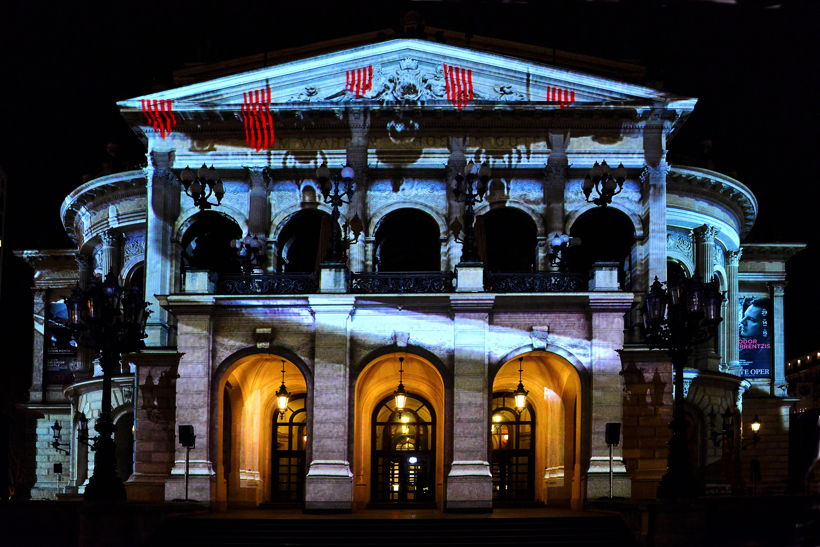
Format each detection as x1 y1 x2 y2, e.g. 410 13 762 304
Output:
642 274 724 498
178 164 225 210
67 272 150 502
232 233 267 274
452 160 491 264
582 161 627 207
315 163 362 264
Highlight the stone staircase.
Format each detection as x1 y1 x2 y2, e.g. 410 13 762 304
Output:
154 514 639 547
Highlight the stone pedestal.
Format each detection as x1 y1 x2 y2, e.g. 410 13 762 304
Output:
589 262 620 291
319 264 348 293
455 264 484 293
182 270 215 293
304 461 354 512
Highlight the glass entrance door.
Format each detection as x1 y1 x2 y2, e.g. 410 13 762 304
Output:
271 394 306 503
490 393 535 502
371 394 435 505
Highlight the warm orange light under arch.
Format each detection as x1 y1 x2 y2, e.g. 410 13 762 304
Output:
492 351 583 507
215 353 307 508
353 352 445 509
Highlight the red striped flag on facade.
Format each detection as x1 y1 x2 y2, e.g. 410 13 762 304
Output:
443 64 474 110
546 86 576 109
141 99 176 139
242 87 274 151
346 66 373 98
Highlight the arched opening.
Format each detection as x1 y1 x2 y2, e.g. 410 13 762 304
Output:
216 354 308 508
491 351 583 507
354 352 444 509
114 412 134 482
667 259 690 284
374 209 440 271
181 212 242 274
371 393 435 504
277 210 333 272
478 208 537 272
568 208 635 284
126 263 145 301
490 394 534 503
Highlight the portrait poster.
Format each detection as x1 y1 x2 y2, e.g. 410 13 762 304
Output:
738 295 772 378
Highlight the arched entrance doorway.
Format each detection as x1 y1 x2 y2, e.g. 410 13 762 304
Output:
490 394 534 503
371 393 435 504
354 352 445 509
216 353 309 508
491 351 583 507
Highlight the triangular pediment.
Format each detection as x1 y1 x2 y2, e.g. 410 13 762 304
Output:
119 39 695 112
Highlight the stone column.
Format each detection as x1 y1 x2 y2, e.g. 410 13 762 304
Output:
30 289 47 402
165 310 215 501
545 132 569 272
587 293 634 499
446 136 467 270
446 295 494 511
693 225 720 371
99 229 123 279
305 296 355 511
246 168 270 236
144 150 179 347
770 283 787 397
346 110 369 273
726 249 743 370
75 254 91 289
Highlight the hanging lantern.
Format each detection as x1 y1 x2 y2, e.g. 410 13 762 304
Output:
276 360 290 418
394 356 407 412
513 357 529 413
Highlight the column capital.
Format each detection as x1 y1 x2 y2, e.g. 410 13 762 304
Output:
727 248 743 266
101 229 123 246
347 108 370 144
640 161 670 183
769 282 786 297
693 224 719 243
246 166 270 187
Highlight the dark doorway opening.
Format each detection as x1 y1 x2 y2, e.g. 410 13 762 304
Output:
277 210 332 272
374 209 440 272
490 393 535 504
478 208 537 272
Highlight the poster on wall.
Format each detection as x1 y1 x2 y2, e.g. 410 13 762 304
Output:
738 295 772 378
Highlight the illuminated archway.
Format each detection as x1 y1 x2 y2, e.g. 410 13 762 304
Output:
491 351 583 507
214 352 309 508
353 352 445 509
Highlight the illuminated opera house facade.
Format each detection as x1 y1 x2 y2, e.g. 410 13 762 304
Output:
18 32 803 510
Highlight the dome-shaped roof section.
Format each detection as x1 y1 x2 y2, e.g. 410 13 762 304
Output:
667 165 758 238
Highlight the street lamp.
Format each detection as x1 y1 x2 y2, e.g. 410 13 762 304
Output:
547 232 571 268
67 272 150 502
50 421 70 455
232 233 267 274
452 160 490 264
315 163 361 264
178 164 225 210
276 360 290 419
642 274 724 498
582 161 627 207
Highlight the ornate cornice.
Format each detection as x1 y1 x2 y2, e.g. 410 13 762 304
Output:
60 170 147 244
667 165 758 238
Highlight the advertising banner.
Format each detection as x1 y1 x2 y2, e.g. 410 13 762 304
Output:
739 295 772 378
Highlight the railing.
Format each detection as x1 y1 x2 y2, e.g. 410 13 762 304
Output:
217 273 318 295
350 271 455 294
485 271 587 293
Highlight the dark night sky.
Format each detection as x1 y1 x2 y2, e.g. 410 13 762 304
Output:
0 0 817 362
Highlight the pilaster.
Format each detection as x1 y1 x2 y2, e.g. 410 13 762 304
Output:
346 110 369 273
770 282 786 397
30 289 47 402
446 136 467 270
545 132 569 272
305 296 355 511
165 310 215 501
446 295 494 511
644 162 669 285
587 293 634 499
145 150 179 347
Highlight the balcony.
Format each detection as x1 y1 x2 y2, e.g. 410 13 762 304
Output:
350 271 455 294
216 272 319 294
485 271 587 293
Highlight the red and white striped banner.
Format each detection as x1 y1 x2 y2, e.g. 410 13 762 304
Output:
141 99 176 139
546 86 576 109
242 87 274 151
444 63 474 110
346 66 373 98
